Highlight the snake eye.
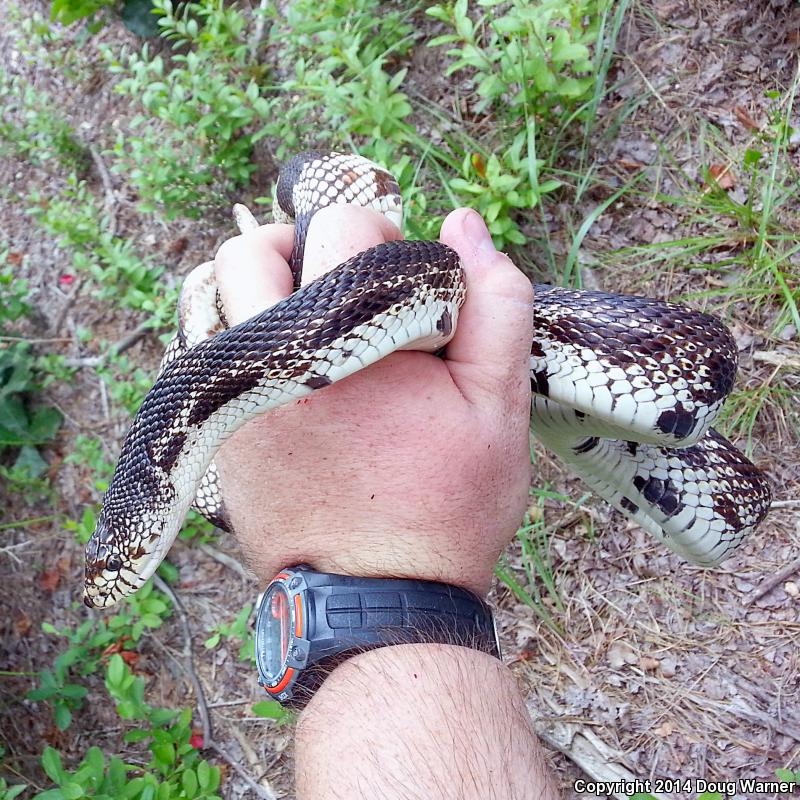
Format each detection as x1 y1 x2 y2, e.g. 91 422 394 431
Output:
106 554 123 572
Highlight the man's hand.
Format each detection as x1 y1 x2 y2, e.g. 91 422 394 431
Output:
213 205 533 595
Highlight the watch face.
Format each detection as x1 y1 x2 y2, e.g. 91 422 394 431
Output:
259 582 291 681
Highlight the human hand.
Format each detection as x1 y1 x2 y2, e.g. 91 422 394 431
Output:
213 205 533 595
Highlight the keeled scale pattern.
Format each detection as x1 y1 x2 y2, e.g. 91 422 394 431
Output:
530 285 738 446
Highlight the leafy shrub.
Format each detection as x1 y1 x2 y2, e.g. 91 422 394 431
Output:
0 265 62 487
104 0 274 218
427 0 608 123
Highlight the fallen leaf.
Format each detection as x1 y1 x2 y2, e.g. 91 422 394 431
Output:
640 656 660 671
734 105 760 132
14 613 32 636
121 651 140 667
101 636 131 657
653 720 674 737
708 163 735 190
166 236 189 256
617 158 644 171
39 569 60 593
607 641 638 669
7 252 24 266
189 732 204 749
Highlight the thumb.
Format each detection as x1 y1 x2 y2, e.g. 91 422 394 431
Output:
440 209 533 409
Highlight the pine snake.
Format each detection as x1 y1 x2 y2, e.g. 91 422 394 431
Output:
84 151 771 608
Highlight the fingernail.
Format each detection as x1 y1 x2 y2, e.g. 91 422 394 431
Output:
461 209 497 254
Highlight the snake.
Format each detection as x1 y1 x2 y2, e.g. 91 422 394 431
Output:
83 151 772 608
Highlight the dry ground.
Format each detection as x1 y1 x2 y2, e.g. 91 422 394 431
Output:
1 1 799 798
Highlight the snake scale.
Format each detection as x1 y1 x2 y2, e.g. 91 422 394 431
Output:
84 151 771 608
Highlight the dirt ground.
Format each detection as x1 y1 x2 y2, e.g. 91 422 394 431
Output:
1 1 799 799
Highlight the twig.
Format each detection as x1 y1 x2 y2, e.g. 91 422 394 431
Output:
247 0 270 61
745 555 800 605
152 576 276 800
64 319 155 369
52 278 83 336
152 575 211 743
772 499 800 508
530 695 669 800
0 336 74 344
99 378 110 422
88 143 118 237
198 543 253 581
211 741 277 800
0 540 33 564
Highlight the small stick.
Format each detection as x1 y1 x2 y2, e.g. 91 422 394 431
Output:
152 576 276 800
153 574 211 743
772 499 800 508
745 555 800 605
198 543 252 581
64 319 154 369
88 143 118 237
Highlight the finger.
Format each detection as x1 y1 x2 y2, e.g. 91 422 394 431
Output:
214 224 295 326
300 205 403 284
440 208 533 407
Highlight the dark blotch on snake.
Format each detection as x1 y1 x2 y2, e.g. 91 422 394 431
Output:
632 474 684 517
530 370 549 397
305 374 332 390
656 407 696 440
153 430 187 472
436 309 453 337
620 496 639 514
626 440 639 455
573 437 599 454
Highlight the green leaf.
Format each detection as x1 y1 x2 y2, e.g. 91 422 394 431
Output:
59 783 85 800
59 683 89 700
107 654 125 688
54 703 72 731
196 760 210 790
30 790 65 800
13 445 48 478
28 405 62 442
251 700 288 719
41 746 65 784
181 768 198 798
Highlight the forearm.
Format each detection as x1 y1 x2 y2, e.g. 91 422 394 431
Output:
295 643 561 800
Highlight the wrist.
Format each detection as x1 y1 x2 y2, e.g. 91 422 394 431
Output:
236 527 498 597
295 644 559 799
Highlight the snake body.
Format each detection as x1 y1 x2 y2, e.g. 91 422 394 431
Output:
84 152 771 608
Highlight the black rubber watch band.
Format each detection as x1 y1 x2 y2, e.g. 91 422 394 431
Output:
255 567 501 709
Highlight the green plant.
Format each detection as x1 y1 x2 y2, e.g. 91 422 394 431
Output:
0 778 26 800
204 604 253 662
494 488 592 633
27 177 172 316
0 264 63 489
449 130 562 246
427 0 607 123
27 620 116 730
104 0 274 218
0 76 88 170
104 656 222 797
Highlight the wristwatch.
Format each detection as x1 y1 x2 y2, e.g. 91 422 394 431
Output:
254 566 502 709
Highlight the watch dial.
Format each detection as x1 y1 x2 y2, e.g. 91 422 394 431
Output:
261 583 290 679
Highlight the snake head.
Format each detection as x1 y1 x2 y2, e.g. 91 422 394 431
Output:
83 508 155 609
